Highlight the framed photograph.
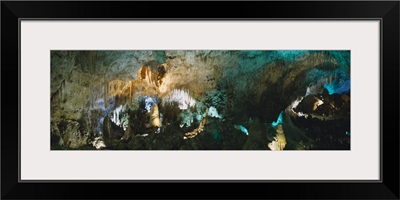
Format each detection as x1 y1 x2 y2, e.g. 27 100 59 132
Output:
2 1 399 199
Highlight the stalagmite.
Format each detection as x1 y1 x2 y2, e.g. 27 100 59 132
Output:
268 124 287 151
150 104 161 127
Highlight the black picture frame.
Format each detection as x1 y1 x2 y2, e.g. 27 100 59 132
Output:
2 1 399 199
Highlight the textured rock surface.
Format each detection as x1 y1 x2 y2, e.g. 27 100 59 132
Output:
50 50 350 150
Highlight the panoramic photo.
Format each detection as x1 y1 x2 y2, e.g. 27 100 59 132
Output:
51 50 350 150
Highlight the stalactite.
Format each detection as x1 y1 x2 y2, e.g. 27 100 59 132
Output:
129 81 132 105
162 88 196 110
60 79 65 102
147 69 151 84
88 51 96 72
91 85 94 109
91 94 94 109
104 82 108 108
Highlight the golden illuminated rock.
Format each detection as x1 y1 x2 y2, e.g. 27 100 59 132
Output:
268 124 287 151
150 104 161 127
312 96 324 111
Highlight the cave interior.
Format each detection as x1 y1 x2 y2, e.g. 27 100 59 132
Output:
50 50 350 150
